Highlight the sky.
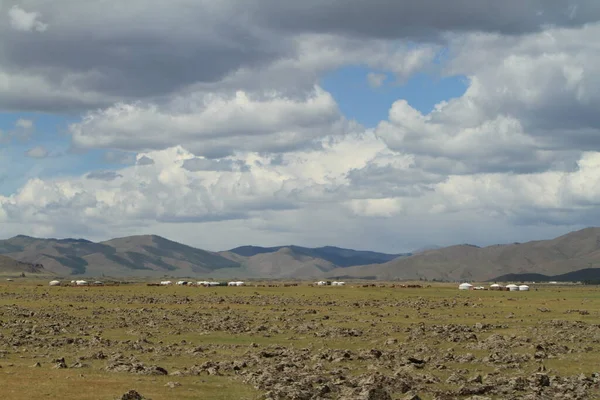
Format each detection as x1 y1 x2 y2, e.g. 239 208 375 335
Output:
1 1 600 253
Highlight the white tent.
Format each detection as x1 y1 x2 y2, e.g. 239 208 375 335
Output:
506 284 519 291
332 281 346 286
49 280 61 286
75 280 88 286
316 281 327 286
458 283 473 290
519 285 530 291
490 284 502 290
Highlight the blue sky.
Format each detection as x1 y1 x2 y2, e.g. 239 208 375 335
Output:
0 112 136 195
321 66 468 128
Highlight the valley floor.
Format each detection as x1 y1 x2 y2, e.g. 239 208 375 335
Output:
0 282 599 399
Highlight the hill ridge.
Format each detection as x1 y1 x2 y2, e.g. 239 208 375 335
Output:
327 227 600 281
2 227 600 280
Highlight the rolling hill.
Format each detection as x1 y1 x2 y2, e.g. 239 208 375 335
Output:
0 235 241 277
0 254 48 275
491 268 600 283
227 245 406 267
4 227 600 280
327 227 600 282
0 235 401 278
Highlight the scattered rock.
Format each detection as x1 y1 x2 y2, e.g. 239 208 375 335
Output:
120 390 145 400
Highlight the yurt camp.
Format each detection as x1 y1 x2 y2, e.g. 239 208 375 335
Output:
458 283 473 290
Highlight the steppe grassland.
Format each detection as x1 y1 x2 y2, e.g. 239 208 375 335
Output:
0 282 599 399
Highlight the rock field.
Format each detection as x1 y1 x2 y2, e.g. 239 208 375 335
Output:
0 282 599 399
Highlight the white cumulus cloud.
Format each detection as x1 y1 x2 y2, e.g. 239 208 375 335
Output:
8 5 48 32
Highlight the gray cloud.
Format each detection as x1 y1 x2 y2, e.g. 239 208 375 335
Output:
136 155 155 166
249 0 600 39
86 171 122 181
182 157 247 172
367 72 386 88
103 151 136 165
2 1 599 112
25 145 49 158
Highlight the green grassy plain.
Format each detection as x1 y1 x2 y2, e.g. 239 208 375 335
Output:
1 281 599 399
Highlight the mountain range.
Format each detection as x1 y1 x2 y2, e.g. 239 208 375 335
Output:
325 227 600 281
0 235 405 279
2 227 600 281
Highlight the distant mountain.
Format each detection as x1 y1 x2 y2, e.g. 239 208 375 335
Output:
492 268 600 283
0 235 406 279
228 245 407 267
0 235 240 277
220 247 338 279
0 254 47 275
4 227 600 280
326 228 600 282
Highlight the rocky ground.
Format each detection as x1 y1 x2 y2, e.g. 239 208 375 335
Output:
0 282 599 399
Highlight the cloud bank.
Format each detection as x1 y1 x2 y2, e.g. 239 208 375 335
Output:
1 1 599 251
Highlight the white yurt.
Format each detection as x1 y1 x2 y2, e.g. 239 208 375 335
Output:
518 285 530 291
49 280 61 286
75 280 88 286
458 283 473 290
506 284 519 291
332 281 346 286
490 283 502 290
